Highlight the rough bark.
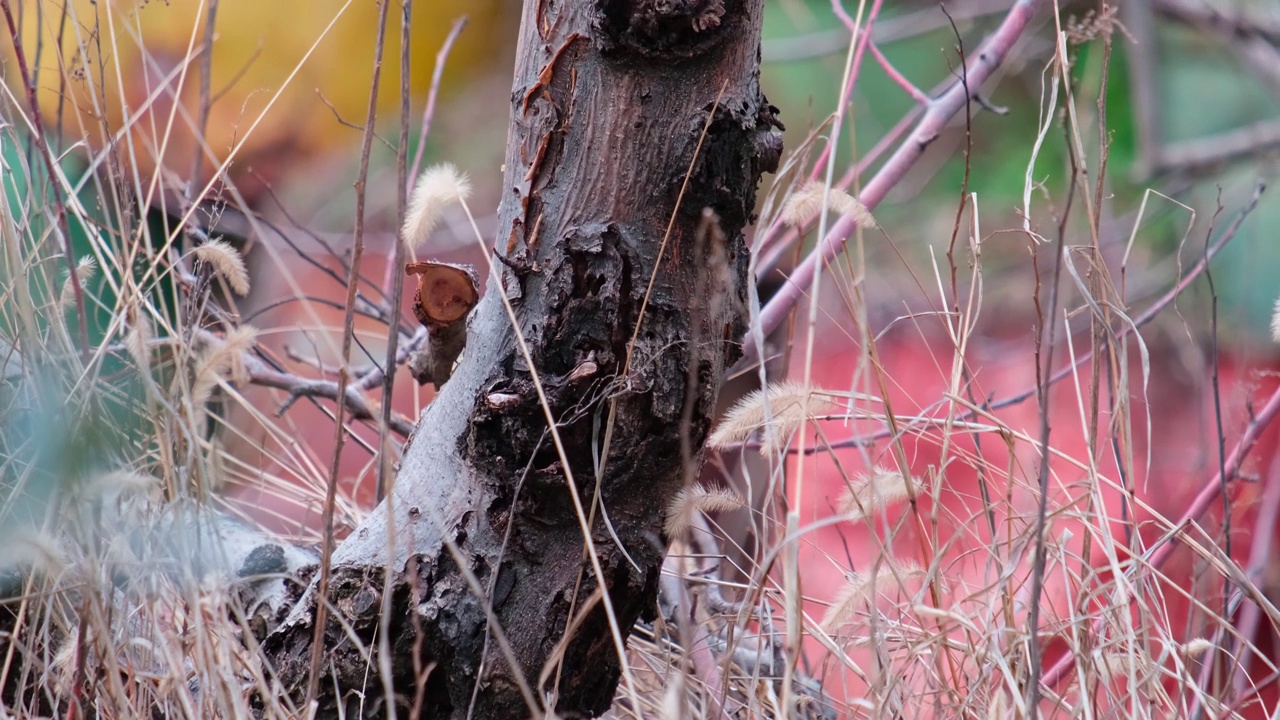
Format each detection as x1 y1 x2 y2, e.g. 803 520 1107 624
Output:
262 1 780 718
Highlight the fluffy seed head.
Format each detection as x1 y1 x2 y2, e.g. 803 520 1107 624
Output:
194 239 250 296
821 561 924 632
1 531 66 575
192 325 260 405
1096 650 1153 682
838 467 913 521
222 325 259 386
664 484 744 538
1182 637 1215 657
403 163 472 251
59 256 97 311
1271 297 1280 343
781 181 876 229
125 305 152 371
87 469 160 500
709 380 832 455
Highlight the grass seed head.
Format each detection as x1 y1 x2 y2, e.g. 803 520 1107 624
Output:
59 256 97 311
1182 637 1215 657
821 561 924 632
1271 296 1280 343
709 380 832 455
838 466 913 522
403 163 472 251
195 239 251 296
781 180 876 229
192 325 260 405
664 484 744 538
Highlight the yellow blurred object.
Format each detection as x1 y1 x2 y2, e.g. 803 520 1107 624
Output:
3 0 505 198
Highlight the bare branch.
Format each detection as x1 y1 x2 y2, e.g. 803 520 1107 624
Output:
746 0 1050 366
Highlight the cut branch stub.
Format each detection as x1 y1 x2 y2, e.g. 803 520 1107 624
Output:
405 261 478 389
406 261 479 328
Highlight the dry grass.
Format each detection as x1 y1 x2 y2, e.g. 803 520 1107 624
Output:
2 1 1277 720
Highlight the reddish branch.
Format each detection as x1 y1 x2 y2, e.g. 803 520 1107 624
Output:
745 0 1049 363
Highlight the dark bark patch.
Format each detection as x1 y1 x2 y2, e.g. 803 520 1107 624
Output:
679 98 784 229
592 0 737 58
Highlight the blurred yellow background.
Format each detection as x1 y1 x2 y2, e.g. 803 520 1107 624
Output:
4 0 513 198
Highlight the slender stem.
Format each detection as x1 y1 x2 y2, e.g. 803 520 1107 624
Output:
377 0 416 503
0 0 89 351
306 0 390 706
748 0 1049 365
407 17 468 195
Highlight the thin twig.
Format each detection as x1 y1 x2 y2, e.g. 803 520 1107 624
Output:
190 0 219 186
239 356 414 437
1153 0 1280 47
1152 120 1280 177
747 0 1050 365
803 183 1266 455
375 0 418 503
1229 454 1280 699
0 0 89 350
407 17 468 194
306 0 391 707
763 0 1021 63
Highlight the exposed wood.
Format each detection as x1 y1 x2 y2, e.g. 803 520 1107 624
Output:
406 261 480 389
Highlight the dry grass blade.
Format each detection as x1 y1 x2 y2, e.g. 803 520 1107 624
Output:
403 162 471 250
664 484 744 538
781 180 877 229
837 467 913 521
708 380 832 454
194 239 251 296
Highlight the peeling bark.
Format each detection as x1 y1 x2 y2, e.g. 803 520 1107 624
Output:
263 1 780 717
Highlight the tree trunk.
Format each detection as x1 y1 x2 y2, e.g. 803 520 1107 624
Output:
264 1 780 717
